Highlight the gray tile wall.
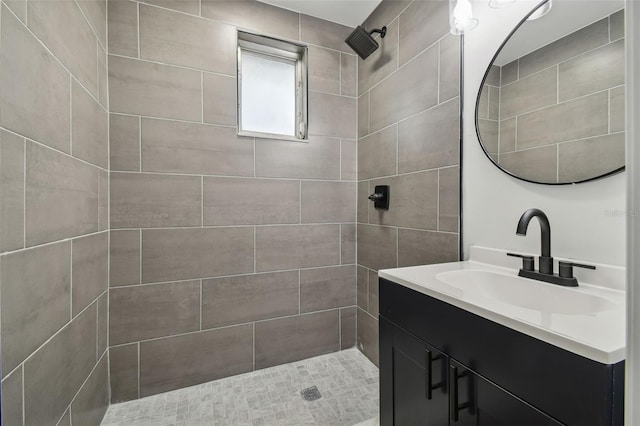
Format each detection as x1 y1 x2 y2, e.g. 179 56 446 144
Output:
107 0 358 402
356 0 461 366
480 11 626 183
0 0 109 424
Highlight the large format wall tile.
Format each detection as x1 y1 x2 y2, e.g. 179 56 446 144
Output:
111 172 202 228
142 227 254 283
397 228 458 267
499 146 558 183
110 114 140 171
72 232 108 316
341 139 357 180
300 14 353 52
439 167 460 232
143 0 200 15
141 119 254 176
203 73 237 126
202 271 299 328
358 125 397 180
301 181 356 223
364 0 412 32
500 66 557 118
610 86 625 133
255 310 340 369
370 171 439 230
369 45 439 132
140 325 254 396
358 92 370 138
203 177 300 225
255 136 340 180
357 181 369 224
1 9 70 152
300 266 356 313
72 80 109 168
357 266 369 311
0 129 25 251
107 0 138 57
518 18 609 79
25 142 99 246
308 91 357 139
341 307 357 349
255 225 340 272
27 0 98 96
140 5 236 74
309 46 341 95
110 343 139 403
341 223 356 264
70 355 109 426
558 133 625 182
398 97 459 173
110 280 201 345
398 0 449 66
367 270 379 317
97 293 108 358
1 242 71 373
610 9 624 41
516 91 609 149
341 53 357 97
357 224 397 270
558 40 624 102
110 230 141 286
201 0 299 40
23 303 97 426
439 35 461 102
1 367 23 425
357 309 379 367
76 0 106 47
358 20 399 94
109 55 201 121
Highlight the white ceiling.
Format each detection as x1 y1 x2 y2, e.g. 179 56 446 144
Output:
258 0 382 27
494 0 624 66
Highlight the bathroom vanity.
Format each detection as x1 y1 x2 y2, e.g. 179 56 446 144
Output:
378 248 625 426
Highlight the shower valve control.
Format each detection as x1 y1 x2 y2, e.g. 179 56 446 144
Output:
369 185 390 210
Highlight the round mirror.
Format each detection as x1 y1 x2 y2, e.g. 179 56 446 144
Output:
476 0 625 184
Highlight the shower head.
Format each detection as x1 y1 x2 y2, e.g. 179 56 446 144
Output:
345 26 387 60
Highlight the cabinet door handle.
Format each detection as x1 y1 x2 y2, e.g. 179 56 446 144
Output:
425 349 444 400
449 365 470 422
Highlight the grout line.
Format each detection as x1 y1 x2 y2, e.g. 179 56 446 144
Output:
137 342 141 399
70 242 74 320
138 116 142 172
108 306 354 349
107 222 355 233
137 2 140 58
139 229 143 284
111 168 356 183
108 53 236 79
22 365 25 426
70 76 73 155
1 127 108 173
111 264 358 290
23 137 26 249
0 229 109 259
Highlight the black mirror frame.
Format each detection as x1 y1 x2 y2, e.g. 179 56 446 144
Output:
474 0 626 186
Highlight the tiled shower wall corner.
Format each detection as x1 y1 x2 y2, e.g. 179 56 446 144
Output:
356 0 461 365
0 0 110 425
478 9 625 183
107 0 359 402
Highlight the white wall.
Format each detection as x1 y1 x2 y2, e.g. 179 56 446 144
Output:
462 0 627 266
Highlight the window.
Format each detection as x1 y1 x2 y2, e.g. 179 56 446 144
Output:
237 31 308 141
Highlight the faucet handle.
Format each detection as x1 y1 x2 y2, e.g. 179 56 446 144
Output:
507 252 535 272
558 261 596 278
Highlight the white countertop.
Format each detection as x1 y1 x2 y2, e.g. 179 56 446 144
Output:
378 247 626 364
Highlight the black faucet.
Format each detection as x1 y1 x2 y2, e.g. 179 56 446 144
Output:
516 208 553 274
508 208 595 287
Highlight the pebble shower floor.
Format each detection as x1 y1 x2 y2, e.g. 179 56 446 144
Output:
101 348 379 426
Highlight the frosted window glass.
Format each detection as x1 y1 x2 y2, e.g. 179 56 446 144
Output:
241 51 296 136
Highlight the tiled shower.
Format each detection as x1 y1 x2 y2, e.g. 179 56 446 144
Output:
0 0 460 424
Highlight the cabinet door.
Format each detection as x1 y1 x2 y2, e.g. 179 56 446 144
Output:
449 360 564 426
380 318 449 426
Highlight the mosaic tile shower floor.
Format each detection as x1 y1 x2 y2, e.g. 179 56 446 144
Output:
101 348 379 426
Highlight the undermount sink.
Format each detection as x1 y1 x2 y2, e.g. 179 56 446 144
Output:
435 269 617 315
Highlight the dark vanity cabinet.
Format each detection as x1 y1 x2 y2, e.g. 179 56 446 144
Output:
379 278 624 426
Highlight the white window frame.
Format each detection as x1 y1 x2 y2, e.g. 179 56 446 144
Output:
237 31 308 142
